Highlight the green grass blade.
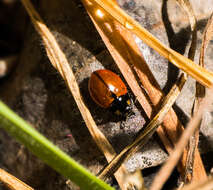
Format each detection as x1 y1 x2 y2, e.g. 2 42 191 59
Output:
0 100 114 190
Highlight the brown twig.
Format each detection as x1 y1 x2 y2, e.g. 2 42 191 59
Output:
150 87 213 190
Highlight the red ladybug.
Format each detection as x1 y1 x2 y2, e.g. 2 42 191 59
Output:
88 69 131 116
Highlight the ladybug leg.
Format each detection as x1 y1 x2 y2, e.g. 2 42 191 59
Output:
128 92 136 104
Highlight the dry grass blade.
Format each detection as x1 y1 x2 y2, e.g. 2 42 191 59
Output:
83 0 205 182
0 168 33 190
179 177 213 190
175 0 203 183
200 12 213 67
20 1 139 189
196 12 213 108
176 0 197 60
98 73 186 180
150 87 213 190
90 0 213 87
184 11 213 183
195 12 213 114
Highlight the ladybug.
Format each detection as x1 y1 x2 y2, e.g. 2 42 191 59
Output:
88 69 131 116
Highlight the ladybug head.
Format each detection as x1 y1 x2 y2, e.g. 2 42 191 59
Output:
110 93 132 118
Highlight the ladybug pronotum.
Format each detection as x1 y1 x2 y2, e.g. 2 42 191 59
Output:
88 69 131 116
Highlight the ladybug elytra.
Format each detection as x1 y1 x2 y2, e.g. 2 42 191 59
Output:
88 69 131 116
